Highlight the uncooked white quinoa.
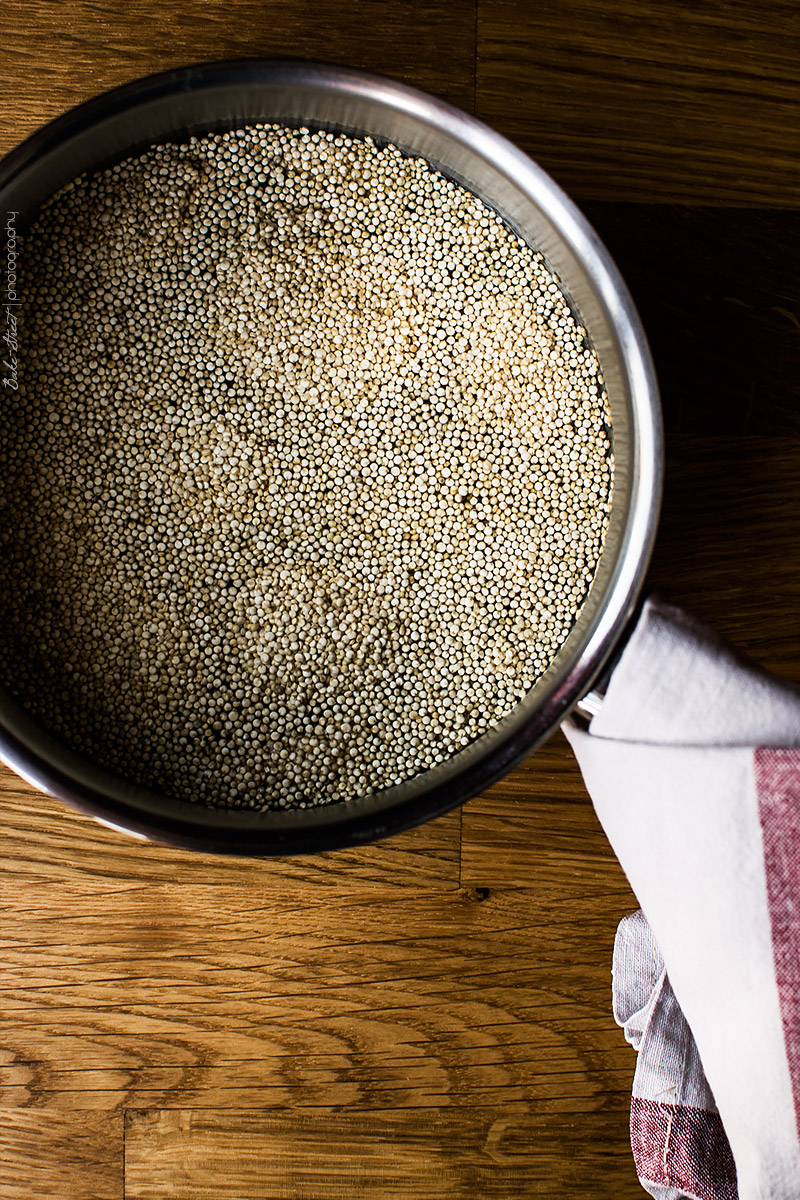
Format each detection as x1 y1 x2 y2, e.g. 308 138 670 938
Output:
0 124 611 809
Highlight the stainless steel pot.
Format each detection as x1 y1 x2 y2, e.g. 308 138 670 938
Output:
0 60 662 854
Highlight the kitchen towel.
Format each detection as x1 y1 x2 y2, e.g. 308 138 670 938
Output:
563 597 800 1200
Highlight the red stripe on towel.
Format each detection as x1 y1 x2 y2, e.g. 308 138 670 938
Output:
755 747 800 1139
630 1098 738 1200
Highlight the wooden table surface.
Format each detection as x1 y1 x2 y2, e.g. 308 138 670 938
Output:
1 3 799 1197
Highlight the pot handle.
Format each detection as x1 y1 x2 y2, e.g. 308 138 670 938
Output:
571 592 656 724
574 688 604 720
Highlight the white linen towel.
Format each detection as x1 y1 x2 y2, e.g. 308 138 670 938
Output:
564 597 800 1200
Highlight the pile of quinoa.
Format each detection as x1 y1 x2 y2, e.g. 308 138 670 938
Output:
0 124 612 810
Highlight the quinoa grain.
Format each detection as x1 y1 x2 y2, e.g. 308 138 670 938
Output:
0 124 611 810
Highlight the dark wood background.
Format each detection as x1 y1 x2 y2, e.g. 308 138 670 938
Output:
1 2 799 1196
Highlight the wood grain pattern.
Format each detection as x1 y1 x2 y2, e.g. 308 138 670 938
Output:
582 206 800 437
0 766 461 891
477 0 800 204
124 1108 642 1199
0 0 476 160
0 884 634 1114
0 1108 121 1200
649 438 800 677
1 877 641 1195
462 733 637 894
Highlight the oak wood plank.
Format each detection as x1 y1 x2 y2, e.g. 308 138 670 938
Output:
124 1107 643 1199
649 437 800 678
0 0 476 160
0 885 634 1117
0 1108 122 1200
461 733 633 893
0 765 461 889
477 0 800 204
582 206 800 437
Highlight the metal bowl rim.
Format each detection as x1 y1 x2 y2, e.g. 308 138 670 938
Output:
0 58 663 854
